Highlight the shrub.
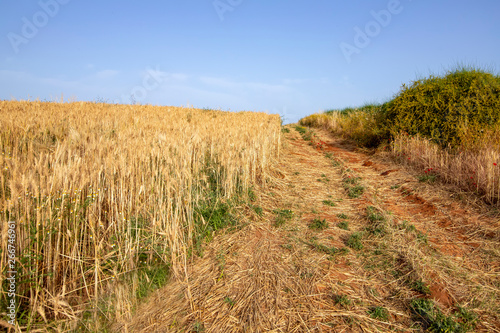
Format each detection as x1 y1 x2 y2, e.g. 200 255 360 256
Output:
383 67 500 148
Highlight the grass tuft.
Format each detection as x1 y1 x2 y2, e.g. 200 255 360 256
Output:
346 232 363 250
308 218 329 230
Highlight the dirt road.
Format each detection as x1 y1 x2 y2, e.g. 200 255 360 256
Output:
116 125 500 332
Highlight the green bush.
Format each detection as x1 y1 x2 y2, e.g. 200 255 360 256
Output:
338 104 388 147
383 67 500 148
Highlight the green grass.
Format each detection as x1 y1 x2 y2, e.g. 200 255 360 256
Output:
194 200 237 255
365 206 387 236
331 159 341 167
346 232 363 250
337 213 348 219
342 176 361 184
341 176 365 198
400 220 416 232
294 125 313 141
410 298 476 332
223 296 235 308
418 174 437 183
136 266 170 299
332 294 352 308
273 209 294 226
294 125 307 135
337 221 349 230
252 205 263 216
367 306 389 321
366 206 385 223
322 200 336 207
410 280 430 295
308 218 329 230
302 239 348 256
192 320 205 332
346 185 365 198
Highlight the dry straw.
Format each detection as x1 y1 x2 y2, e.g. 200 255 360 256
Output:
0 100 281 328
392 132 500 205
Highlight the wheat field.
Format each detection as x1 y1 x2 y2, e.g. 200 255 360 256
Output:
0 100 281 328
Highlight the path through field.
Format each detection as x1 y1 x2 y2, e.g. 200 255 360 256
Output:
115 126 500 332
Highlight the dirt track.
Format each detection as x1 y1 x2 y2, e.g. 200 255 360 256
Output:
115 126 500 332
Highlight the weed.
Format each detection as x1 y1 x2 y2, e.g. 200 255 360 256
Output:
416 231 428 244
294 125 307 135
192 320 205 332
337 213 348 219
136 266 170 299
331 159 341 167
410 298 472 332
223 296 235 308
347 185 365 198
390 184 400 189
194 199 237 255
294 125 313 141
365 206 387 236
368 306 389 321
366 206 385 223
342 176 361 185
322 200 336 207
337 221 349 230
309 218 329 230
248 188 257 201
346 232 363 250
273 209 294 226
401 220 416 232
317 174 330 183
332 294 352 308
252 205 263 216
342 177 365 198
418 173 437 183
455 306 478 331
302 239 344 256
410 280 430 295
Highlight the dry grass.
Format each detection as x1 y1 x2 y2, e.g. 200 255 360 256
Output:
392 132 500 205
0 100 281 330
298 112 341 132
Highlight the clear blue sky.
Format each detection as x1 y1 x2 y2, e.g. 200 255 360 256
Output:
1 0 499 123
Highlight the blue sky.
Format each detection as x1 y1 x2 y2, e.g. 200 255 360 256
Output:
1 0 499 123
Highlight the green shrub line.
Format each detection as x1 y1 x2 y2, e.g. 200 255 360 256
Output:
384 67 500 148
301 66 500 150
